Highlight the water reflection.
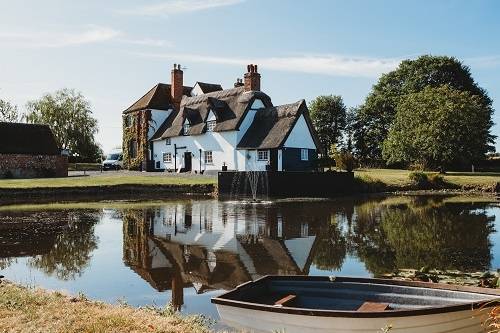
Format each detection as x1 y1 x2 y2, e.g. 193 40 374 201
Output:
0 196 498 316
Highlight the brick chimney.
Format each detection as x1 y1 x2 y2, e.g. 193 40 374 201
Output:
234 78 244 88
171 63 183 111
243 64 260 91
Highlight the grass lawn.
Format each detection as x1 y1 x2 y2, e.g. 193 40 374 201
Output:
0 281 209 333
0 173 216 189
355 168 500 188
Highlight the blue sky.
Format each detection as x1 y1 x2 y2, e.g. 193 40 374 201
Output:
1 0 499 152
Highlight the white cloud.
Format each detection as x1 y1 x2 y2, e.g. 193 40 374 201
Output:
120 0 245 16
465 56 500 69
0 26 120 48
120 38 173 48
131 52 400 78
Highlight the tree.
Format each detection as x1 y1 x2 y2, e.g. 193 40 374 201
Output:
26 89 100 161
382 85 495 170
309 95 347 155
0 99 21 122
356 55 494 164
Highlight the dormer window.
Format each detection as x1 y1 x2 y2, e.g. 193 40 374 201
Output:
183 119 190 135
206 120 216 132
206 110 217 133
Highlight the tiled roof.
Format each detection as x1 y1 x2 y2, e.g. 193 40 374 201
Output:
123 83 193 114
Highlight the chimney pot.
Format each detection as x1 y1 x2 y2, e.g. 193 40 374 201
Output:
243 64 261 92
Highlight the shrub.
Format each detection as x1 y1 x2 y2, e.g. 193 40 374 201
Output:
334 151 357 172
408 171 429 188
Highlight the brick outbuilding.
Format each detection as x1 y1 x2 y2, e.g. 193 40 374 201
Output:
0 122 67 178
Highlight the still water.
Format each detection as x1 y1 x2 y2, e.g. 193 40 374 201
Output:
0 195 499 325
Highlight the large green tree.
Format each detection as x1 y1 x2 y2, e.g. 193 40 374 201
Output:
355 55 494 164
0 99 21 122
309 95 347 154
26 89 101 161
383 85 495 170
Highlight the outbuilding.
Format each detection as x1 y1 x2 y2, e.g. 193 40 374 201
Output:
0 122 68 178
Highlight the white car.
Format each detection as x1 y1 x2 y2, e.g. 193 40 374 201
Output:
102 151 123 170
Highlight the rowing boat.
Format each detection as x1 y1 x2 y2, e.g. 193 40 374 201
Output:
211 275 500 333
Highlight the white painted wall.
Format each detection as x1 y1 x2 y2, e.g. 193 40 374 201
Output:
148 109 172 140
207 110 216 121
190 83 204 96
152 130 239 172
237 99 265 142
244 149 270 171
283 114 317 149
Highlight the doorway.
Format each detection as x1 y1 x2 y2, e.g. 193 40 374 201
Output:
183 152 192 172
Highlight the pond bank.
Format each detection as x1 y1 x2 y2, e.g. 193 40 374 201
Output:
0 279 497 333
0 280 210 333
0 184 216 205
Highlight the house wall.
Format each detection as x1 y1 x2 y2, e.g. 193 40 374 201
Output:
283 114 317 149
148 109 172 140
0 154 68 179
152 131 239 173
282 148 317 171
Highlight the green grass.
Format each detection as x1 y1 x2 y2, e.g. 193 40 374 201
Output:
355 168 500 188
0 174 216 189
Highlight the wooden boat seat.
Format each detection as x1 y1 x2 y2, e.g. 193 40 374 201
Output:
357 301 390 312
274 294 297 307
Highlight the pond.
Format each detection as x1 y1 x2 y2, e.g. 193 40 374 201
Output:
0 195 499 329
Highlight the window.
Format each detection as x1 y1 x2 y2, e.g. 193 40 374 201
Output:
124 115 134 127
206 120 216 132
163 153 172 164
165 138 171 145
183 122 190 135
204 151 213 164
257 150 269 161
129 140 138 158
301 149 309 161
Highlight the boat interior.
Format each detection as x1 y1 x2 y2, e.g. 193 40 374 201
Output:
224 278 496 312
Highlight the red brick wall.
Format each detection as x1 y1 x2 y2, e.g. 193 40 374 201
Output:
0 154 68 178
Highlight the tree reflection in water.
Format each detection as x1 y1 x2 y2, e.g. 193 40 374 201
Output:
28 211 101 280
348 197 495 274
0 195 496 311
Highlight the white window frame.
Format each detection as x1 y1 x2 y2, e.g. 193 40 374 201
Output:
204 151 213 164
183 120 190 136
301 148 309 161
163 152 172 164
206 120 216 132
165 137 171 145
257 150 269 161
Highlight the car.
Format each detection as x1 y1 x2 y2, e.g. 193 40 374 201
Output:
102 150 123 170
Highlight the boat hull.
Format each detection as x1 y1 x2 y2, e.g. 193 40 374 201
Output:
216 303 489 333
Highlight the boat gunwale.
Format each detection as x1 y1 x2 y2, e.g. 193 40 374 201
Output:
211 275 500 318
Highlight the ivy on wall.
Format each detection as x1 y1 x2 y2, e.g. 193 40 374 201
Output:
122 110 151 170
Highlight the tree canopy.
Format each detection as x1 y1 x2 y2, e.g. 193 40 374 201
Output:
26 88 101 161
382 85 495 169
354 55 494 165
0 99 21 122
309 95 347 154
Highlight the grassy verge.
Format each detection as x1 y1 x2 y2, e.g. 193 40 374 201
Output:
0 174 216 189
68 163 101 171
0 281 210 333
355 168 500 192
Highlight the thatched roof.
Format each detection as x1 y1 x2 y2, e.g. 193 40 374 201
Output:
159 87 272 139
0 122 60 155
237 100 321 150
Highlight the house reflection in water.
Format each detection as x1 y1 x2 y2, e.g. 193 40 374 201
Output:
122 201 325 310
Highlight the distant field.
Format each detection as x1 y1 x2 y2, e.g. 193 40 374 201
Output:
355 168 500 188
0 173 216 189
